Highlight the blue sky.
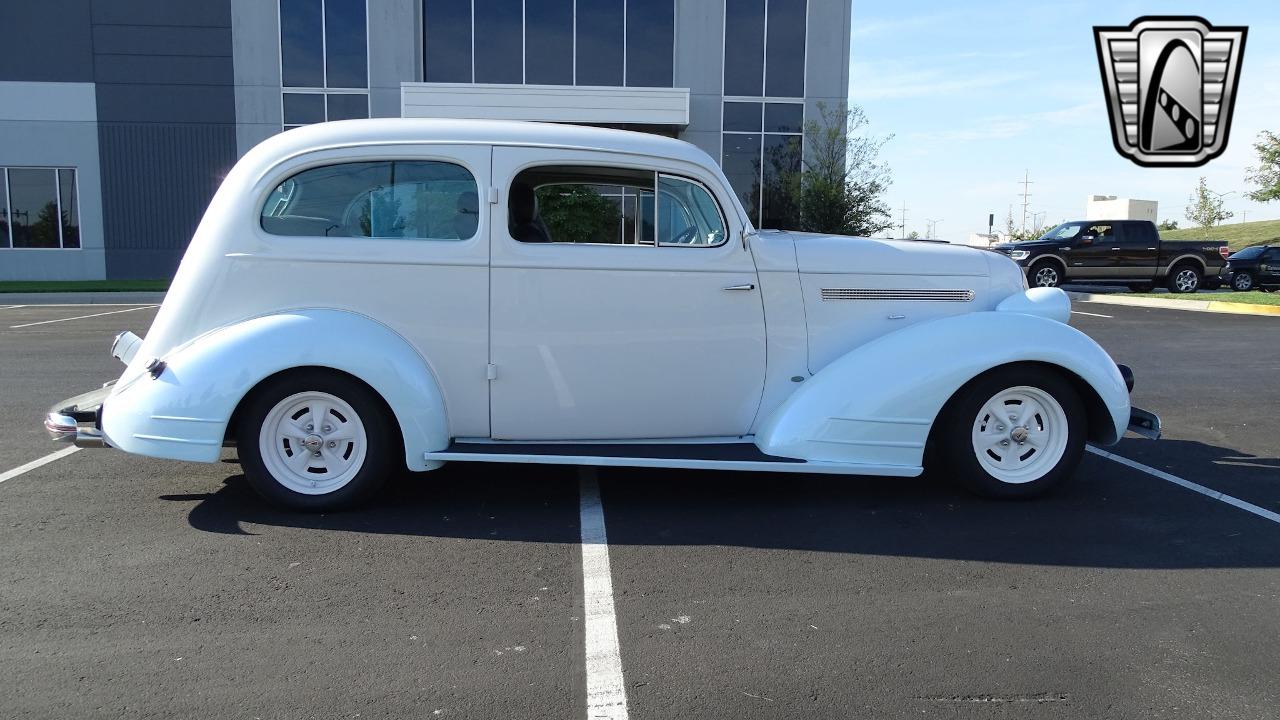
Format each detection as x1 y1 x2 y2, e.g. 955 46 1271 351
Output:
848 1 1280 241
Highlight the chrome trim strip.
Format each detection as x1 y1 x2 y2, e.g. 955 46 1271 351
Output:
820 288 975 302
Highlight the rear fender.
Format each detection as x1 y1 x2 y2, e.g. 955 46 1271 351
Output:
101 309 448 469
755 311 1129 468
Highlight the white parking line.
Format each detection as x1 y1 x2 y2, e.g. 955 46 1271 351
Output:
0 305 26 310
0 447 80 485
1071 310 1113 318
9 305 158 329
1089 446 1280 525
578 467 630 720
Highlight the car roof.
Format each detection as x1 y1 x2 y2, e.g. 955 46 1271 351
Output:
247 118 717 169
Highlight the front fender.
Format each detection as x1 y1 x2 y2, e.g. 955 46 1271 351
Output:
755 311 1129 468
101 309 448 470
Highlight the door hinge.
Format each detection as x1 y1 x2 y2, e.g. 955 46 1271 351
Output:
486 363 498 380
488 187 499 204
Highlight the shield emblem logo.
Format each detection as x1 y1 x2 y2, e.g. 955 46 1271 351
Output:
1094 16 1247 167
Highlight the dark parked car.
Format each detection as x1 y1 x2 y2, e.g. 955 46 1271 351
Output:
992 220 1228 293
1221 245 1280 292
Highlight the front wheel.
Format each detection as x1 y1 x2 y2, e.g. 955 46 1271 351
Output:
1029 261 1062 288
236 369 395 511
931 367 1086 499
1167 265 1202 293
1232 272 1254 291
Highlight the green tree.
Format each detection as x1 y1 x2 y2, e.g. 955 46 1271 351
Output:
1245 130 1280 203
1184 177 1234 228
794 103 894 236
1157 219 1179 231
536 185 620 243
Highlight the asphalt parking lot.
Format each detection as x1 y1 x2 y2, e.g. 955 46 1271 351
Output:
1 301 1278 719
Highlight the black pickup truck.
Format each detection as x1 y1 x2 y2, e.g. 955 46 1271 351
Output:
992 220 1229 293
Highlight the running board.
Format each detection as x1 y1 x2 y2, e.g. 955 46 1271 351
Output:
424 442 922 477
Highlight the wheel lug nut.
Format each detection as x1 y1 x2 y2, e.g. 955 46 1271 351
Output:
996 424 1005 431
1001 440 1009 446
313 451 321 457
322 424 332 433
305 424 313 432
327 441 336 448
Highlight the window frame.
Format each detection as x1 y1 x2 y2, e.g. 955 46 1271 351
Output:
279 0 371 131
258 157 483 242
0 166 81 251
507 165 730 249
719 98 804 227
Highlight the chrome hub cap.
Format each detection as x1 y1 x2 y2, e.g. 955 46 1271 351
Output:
258 391 367 495
1034 267 1058 287
1175 269 1198 292
971 386 1069 484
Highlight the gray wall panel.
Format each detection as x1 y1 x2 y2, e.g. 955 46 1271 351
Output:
91 1 231 27
231 0 283 155
92 25 234 57
94 55 235 86
96 84 237 124
98 123 238 279
0 0 93 83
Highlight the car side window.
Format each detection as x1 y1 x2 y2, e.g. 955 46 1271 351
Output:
261 160 479 240
508 165 726 247
1086 223 1114 240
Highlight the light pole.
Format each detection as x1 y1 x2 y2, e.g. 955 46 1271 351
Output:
925 218 943 238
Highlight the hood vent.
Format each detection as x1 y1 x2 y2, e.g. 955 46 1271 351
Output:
820 288 975 302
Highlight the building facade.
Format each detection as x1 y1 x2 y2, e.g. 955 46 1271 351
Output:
0 0 851 280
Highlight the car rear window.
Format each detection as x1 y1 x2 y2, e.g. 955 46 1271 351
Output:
1230 246 1266 260
261 160 479 240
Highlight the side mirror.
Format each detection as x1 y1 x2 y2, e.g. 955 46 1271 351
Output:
1079 234 1096 245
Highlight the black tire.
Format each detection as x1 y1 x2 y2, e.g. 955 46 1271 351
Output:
1166 264 1202 293
930 365 1087 499
236 369 395 511
1128 282 1155 292
1029 260 1062 288
1232 272 1255 292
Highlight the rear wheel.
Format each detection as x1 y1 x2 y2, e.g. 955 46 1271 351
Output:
1167 264 1202 293
1030 260 1062 288
931 366 1086 499
1232 272 1255 291
237 369 394 511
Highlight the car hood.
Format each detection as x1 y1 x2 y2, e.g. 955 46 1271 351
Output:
776 231 992 276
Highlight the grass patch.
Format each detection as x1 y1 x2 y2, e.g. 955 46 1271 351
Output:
0 280 169 294
1160 219 1280 252
1128 290 1280 306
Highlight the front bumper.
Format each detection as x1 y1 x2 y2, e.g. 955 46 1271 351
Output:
45 384 113 449
1115 363 1161 440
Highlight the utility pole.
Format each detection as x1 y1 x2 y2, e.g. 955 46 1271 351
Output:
1018 170 1033 232
925 218 942 238
899 202 908 238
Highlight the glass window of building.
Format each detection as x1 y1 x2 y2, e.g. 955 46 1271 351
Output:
724 0 806 99
474 0 523 84
423 0 473 82
1 168 81 249
280 0 369 130
261 161 480 240
721 101 803 228
723 0 765 97
525 0 573 85
423 0 673 88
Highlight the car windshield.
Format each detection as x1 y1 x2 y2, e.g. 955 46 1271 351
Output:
1037 222 1085 241
1230 246 1266 259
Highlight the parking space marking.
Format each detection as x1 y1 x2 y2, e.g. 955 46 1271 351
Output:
0 447 80 485
0 305 26 310
1089 446 1280 525
9 305 158 329
578 467 630 720
1071 310 1113 318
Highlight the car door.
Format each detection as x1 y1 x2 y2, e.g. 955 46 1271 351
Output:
1115 222 1159 277
1261 248 1280 284
487 146 766 440
1068 222 1117 278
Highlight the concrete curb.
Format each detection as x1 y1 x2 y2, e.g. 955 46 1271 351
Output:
1069 291 1280 317
0 292 166 305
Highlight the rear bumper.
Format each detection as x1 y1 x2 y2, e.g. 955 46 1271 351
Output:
45 384 113 449
1115 363 1160 440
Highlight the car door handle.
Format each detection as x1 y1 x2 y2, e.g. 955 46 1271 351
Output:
722 283 756 291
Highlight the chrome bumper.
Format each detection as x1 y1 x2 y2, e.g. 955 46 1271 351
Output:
44 384 114 449
1127 407 1161 440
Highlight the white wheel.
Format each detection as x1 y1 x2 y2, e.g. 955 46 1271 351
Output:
969 385 1070 485
258 391 368 495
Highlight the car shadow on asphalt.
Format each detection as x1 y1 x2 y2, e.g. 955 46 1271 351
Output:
165 440 1280 570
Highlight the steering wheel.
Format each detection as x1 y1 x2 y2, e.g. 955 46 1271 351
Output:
669 225 699 245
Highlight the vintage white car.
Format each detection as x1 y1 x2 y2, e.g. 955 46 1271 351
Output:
45 119 1159 510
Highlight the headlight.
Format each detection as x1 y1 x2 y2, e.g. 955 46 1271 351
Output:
1010 250 1030 261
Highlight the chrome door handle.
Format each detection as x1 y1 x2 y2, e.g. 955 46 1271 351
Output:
723 283 756 291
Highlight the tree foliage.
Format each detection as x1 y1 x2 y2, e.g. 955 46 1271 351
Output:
1157 219 1179 231
1185 176 1234 228
1245 130 1280 203
536 185 620 243
795 103 894 236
